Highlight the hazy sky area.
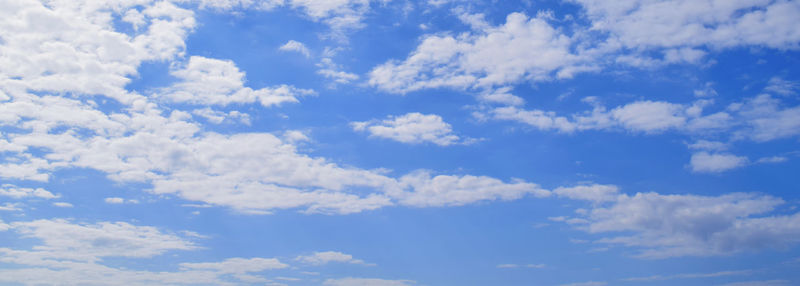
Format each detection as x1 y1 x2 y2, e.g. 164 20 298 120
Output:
1 0 800 285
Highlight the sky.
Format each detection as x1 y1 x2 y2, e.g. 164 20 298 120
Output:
0 0 800 285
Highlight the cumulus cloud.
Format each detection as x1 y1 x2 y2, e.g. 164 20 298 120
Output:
179 257 288 273
352 113 468 146
554 188 800 259
690 152 749 173
295 251 371 266
279 40 312 58
160 56 315 107
574 0 800 50
0 0 196 104
369 12 584 94
0 184 58 199
104 197 139 204
0 218 290 285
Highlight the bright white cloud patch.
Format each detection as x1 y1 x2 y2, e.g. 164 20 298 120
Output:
555 189 800 258
369 12 581 93
690 152 749 173
161 56 314 107
574 0 800 50
295 251 370 265
0 0 196 104
352 113 467 146
280 40 312 57
0 184 58 199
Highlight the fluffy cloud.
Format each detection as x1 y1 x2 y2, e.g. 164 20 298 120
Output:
0 184 58 199
295 251 370 266
352 113 467 146
574 0 800 50
689 152 749 173
160 56 314 107
554 186 800 258
369 12 582 94
179 257 288 273
0 218 289 285
394 171 549 207
0 0 196 104
279 40 312 57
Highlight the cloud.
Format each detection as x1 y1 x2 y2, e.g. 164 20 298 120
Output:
323 277 415 286
352 113 468 146
610 101 687 133
52 202 73 208
623 269 751 282
555 189 800 259
757 156 788 164
295 251 371 266
690 152 749 173
394 170 549 207
0 184 58 199
160 56 315 107
0 218 290 285
720 280 791 286
0 0 196 104
554 184 619 203
279 40 312 58
179 257 289 273
104 197 139 204
369 12 583 94
574 0 800 50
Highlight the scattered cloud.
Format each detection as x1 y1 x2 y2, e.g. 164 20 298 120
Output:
554 188 800 259
160 56 315 107
295 251 371 266
279 40 312 58
104 197 139 204
0 184 58 199
690 152 749 173
352 113 469 146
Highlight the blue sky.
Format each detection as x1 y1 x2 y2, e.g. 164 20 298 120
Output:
1 0 800 285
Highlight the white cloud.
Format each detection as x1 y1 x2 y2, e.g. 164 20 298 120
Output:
279 40 312 58
554 184 619 203
765 77 798 96
192 108 251 125
687 140 729 151
180 257 289 273
0 0 195 104
317 57 359 84
323 277 415 286
0 203 22 212
369 12 583 94
690 152 748 173
623 269 751 282
555 189 800 259
160 56 315 107
0 218 289 285
757 156 788 164
352 113 467 146
295 251 370 266
574 0 800 50
0 184 58 199
52 202 73 208
104 197 139 204
720 280 791 286
610 101 686 133
394 171 549 207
